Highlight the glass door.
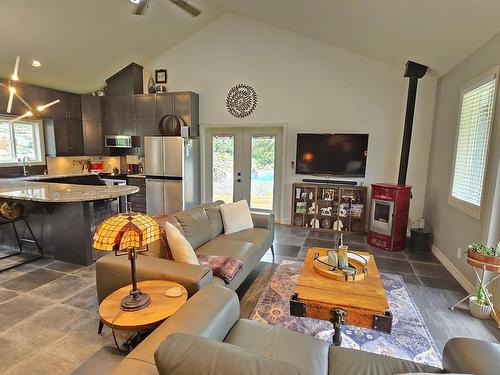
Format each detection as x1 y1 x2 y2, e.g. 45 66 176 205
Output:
250 135 276 211
211 134 236 203
206 127 283 217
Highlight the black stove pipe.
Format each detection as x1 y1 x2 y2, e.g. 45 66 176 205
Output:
398 61 428 185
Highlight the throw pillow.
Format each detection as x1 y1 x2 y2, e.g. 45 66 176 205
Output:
164 222 199 265
204 206 223 239
219 200 254 234
144 215 184 260
175 207 213 250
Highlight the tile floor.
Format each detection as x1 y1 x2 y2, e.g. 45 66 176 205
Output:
0 225 498 374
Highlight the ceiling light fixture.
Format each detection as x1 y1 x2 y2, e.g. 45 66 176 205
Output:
1 56 60 119
12 111 33 122
11 56 20 81
37 99 60 112
32 60 41 67
130 0 141 4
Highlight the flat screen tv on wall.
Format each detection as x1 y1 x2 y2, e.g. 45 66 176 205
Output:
295 133 369 177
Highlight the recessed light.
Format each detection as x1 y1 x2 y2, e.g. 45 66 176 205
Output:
129 0 141 4
32 60 41 67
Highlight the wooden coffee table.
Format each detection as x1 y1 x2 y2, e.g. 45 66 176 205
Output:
99 280 188 332
290 247 391 346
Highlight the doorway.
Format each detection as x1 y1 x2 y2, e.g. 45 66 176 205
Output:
205 127 283 216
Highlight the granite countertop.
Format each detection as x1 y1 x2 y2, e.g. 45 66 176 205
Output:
0 179 139 203
17 173 100 181
18 173 146 181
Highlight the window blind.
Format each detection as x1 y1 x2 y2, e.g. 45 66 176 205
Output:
451 74 496 208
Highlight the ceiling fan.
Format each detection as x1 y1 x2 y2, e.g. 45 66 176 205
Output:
130 0 202 17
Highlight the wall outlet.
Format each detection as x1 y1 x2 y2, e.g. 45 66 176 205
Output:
457 247 462 259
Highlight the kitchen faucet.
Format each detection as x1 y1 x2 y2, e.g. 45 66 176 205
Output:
22 156 31 176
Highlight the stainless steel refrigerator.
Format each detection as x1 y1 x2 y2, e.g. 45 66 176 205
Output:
144 136 200 215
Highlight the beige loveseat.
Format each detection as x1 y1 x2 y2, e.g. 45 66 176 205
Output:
95 201 275 305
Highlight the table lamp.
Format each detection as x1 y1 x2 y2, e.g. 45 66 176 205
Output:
93 206 160 311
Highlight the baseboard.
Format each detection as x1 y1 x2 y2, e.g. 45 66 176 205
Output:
431 244 475 294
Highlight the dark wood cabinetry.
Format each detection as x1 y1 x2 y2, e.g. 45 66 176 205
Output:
127 177 146 213
156 92 199 137
292 183 367 234
81 95 102 122
45 118 84 156
105 63 143 96
134 94 156 121
1 80 84 157
83 120 103 156
96 92 199 156
2 76 198 159
81 95 104 156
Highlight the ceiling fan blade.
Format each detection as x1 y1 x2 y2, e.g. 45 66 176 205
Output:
169 0 201 17
133 0 151 15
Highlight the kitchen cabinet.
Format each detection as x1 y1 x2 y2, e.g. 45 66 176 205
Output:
174 92 199 135
81 95 102 122
102 96 135 136
134 94 155 122
45 91 81 119
127 177 146 213
81 95 104 155
52 118 84 156
156 92 199 137
156 93 174 121
103 96 124 135
133 94 157 155
83 120 103 156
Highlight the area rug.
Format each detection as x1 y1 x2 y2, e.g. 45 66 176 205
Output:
250 260 442 367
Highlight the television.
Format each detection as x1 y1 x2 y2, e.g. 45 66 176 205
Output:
295 133 368 177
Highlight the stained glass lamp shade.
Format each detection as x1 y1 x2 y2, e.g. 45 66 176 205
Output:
93 211 160 311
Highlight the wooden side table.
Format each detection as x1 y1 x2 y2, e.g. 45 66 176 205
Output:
99 280 188 332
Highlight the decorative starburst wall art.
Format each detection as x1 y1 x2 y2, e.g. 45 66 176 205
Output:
226 84 257 118
1 56 60 122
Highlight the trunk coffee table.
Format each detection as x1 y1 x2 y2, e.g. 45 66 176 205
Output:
290 247 392 346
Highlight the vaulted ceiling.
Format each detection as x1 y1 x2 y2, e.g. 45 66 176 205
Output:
2 0 500 93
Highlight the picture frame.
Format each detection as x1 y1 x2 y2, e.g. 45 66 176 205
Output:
322 189 336 201
155 69 167 84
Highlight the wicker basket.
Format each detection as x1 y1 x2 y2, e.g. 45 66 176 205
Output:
0 202 24 220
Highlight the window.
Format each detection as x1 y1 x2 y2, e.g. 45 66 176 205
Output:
449 67 498 219
0 117 44 165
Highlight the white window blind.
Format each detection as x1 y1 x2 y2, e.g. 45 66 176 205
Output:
450 72 497 215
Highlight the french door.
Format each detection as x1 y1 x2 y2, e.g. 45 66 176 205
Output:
205 127 283 215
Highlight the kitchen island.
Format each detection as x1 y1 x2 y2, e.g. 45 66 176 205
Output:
0 178 139 266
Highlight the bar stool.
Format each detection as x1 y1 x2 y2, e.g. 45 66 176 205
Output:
0 216 44 271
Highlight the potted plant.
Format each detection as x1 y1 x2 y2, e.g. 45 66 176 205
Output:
469 282 493 319
466 242 499 319
467 242 500 272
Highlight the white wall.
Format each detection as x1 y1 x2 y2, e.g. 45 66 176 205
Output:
425 30 500 300
145 13 437 224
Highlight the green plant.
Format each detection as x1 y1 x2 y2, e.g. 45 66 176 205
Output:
468 242 500 257
475 284 491 305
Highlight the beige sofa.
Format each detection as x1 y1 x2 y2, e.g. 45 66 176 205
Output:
96 201 275 305
113 285 499 375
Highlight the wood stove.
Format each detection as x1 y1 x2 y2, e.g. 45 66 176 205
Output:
368 183 411 251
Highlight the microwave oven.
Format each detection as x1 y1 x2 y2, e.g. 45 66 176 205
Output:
105 135 133 148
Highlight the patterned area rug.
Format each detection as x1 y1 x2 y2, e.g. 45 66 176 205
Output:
250 260 441 367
